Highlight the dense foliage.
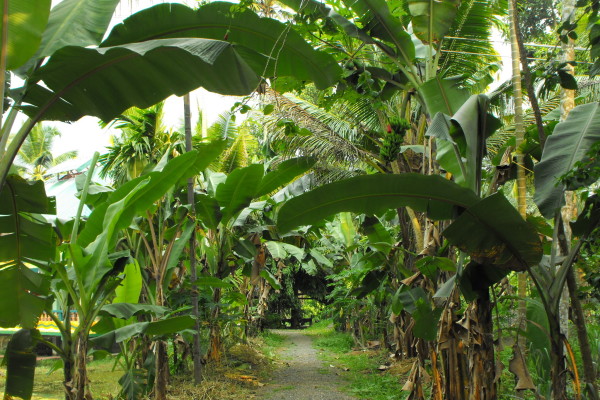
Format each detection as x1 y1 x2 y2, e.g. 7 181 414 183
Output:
0 0 599 399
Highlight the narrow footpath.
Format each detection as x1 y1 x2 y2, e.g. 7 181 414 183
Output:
257 330 356 400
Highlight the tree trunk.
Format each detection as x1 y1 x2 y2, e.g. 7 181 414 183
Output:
184 92 203 383
63 312 73 400
208 288 222 362
508 2 532 392
70 332 90 400
154 340 169 400
438 293 468 399
256 280 271 331
467 290 497 399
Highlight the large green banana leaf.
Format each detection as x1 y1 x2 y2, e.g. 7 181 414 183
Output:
0 176 54 328
91 316 196 350
38 0 120 58
256 157 315 197
277 174 541 270
419 75 470 116
443 193 542 269
408 0 461 44
427 95 501 191
534 102 600 218
1 0 51 69
277 174 479 232
216 164 264 224
100 2 341 90
195 194 222 230
19 38 261 122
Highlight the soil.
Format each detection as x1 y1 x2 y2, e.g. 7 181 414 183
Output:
256 329 356 400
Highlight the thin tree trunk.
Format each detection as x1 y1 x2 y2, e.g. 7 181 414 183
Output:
512 8 546 147
184 93 203 383
154 281 170 400
508 0 530 383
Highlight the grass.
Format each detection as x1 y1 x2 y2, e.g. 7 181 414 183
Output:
0 356 121 400
0 332 287 400
305 319 407 400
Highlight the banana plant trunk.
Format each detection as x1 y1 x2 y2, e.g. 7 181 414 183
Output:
62 313 73 400
154 340 169 400
70 331 90 400
467 290 497 399
154 283 169 400
208 287 223 362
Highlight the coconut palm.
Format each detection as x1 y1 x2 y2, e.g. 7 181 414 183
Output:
14 123 78 181
99 102 184 185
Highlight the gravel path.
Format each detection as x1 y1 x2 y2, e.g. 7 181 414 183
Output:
257 330 356 400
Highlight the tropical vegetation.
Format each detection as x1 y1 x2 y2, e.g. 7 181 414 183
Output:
1 0 599 399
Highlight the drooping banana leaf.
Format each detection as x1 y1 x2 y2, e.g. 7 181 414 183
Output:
1 0 51 70
91 316 196 350
0 175 54 328
101 2 341 90
277 174 480 233
534 102 600 218
277 174 542 270
256 156 315 197
19 38 261 122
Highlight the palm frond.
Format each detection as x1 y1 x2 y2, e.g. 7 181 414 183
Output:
439 0 503 90
207 111 238 141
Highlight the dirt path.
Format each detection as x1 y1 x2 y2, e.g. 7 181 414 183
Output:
256 330 356 400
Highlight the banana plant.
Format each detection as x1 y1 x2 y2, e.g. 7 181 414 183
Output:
0 145 222 400
193 156 315 359
0 0 341 189
532 101 600 398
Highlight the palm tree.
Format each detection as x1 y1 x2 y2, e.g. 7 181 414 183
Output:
15 123 78 181
99 102 184 185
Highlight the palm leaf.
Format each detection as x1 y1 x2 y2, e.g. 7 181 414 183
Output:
438 0 503 89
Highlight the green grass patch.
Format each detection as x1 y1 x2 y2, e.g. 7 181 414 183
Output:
0 356 121 400
261 330 286 348
272 384 295 392
307 319 405 400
